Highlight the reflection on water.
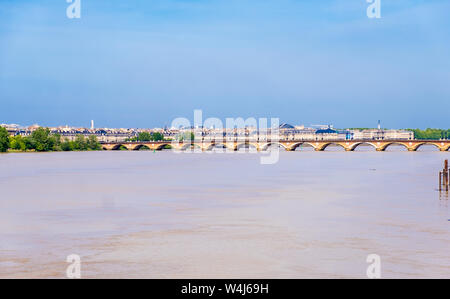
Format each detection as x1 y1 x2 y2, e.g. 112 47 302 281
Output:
0 150 449 278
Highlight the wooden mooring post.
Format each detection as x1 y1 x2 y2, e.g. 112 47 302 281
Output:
446 160 449 192
440 160 449 192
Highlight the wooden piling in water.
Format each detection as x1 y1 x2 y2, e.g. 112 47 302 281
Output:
445 169 448 192
438 160 450 193
445 170 447 192
446 160 449 191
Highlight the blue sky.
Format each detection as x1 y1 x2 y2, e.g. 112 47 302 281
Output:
0 0 449 128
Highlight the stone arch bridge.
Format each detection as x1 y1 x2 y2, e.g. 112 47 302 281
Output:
101 140 450 152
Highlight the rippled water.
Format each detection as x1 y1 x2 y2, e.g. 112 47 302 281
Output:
0 147 449 278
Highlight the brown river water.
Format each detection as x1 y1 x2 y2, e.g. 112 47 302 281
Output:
0 146 449 278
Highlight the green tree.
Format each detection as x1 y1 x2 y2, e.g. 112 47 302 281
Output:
87 135 101 150
24 135 36 150
177 131 195 141
137 132 152 141
408 128 449 140
73 135 88 151
9 135 26 151
152 132 164 141
30 127 54 152
0 127 10 152
61 138 74 151
51 133 62 151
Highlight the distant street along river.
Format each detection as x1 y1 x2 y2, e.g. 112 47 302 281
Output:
0 145 449 278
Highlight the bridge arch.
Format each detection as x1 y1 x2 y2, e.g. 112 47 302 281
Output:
350 142 377 151
290 142 317 151
132 144 151 151
413 143 441 151
261 142 288 151
236 143 259 152
111 144 128 150
206 143 230 151
155 143 172 150
320 143 347 151
179 143 202 151
379 142 409 151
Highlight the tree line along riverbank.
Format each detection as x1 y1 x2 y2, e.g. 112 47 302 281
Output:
407 129 450 140
0 127 101 152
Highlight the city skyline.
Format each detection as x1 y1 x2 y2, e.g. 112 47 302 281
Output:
0 119 434 130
